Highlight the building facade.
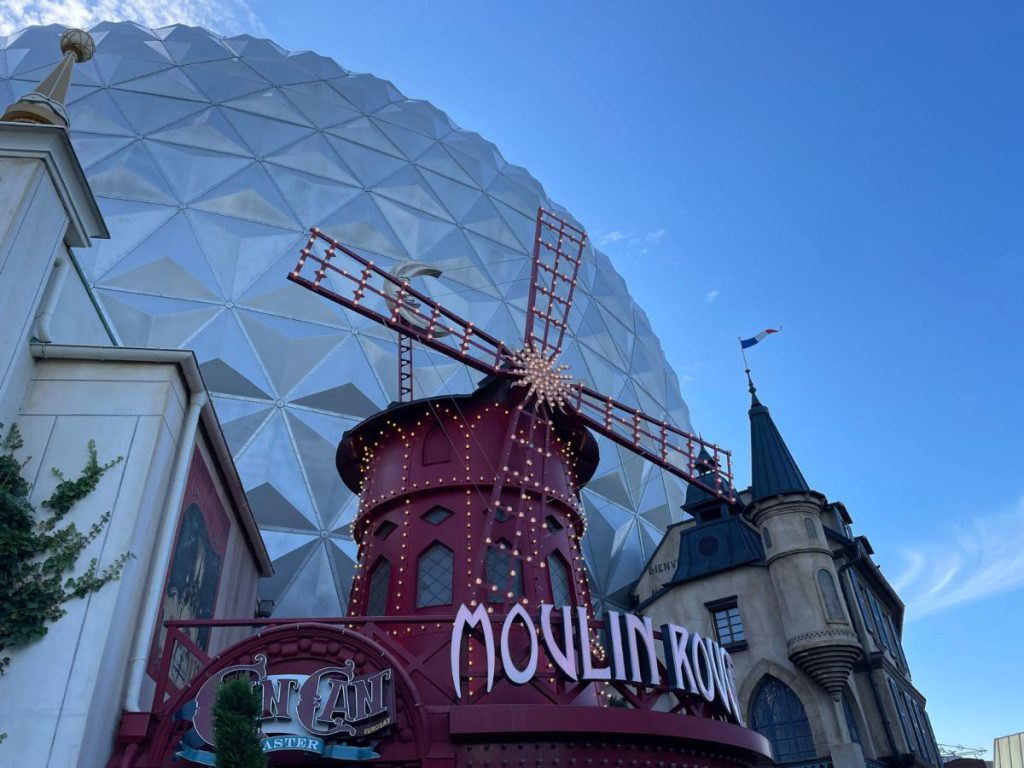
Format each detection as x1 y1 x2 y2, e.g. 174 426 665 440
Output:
636 383 942 767
0 31 273 767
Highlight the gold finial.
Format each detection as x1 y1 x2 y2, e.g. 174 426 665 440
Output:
59 28 96 63
1 28 95 128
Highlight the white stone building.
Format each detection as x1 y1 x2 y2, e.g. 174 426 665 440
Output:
0 31 272 768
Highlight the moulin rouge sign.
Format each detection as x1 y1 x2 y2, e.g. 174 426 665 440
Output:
450 603 745 725
177 654 394 765
176 604 740 764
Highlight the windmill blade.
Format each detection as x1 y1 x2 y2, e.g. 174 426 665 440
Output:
289 228 516 378
570 385 736 502
524 208 587 360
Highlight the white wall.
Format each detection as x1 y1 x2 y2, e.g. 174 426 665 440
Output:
46 248 113 346
1 358 187 768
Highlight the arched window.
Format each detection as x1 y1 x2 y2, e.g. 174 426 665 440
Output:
548 553 573 606
422 423 451 465
762 527 772 550
485 541 523 604
750 676 816 762
416 543 453 607
367 558 391 616
804 517 818 540
841 689 862 746
817 569 844 621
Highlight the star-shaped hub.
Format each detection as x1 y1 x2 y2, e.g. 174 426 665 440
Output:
509 346 578 411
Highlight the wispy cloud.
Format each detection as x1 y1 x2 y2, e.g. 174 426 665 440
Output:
893 496 1024 620
704 289 720 304
595 230 630 246
594 227 668 254
0 0 265 36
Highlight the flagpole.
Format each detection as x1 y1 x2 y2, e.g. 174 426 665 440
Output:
738 337 757 396
738 337 751 373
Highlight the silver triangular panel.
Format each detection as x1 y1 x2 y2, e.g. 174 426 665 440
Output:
212 396 274 455
286 410 352 529
71 133 135 169
149 107 252 156
221 107 316 157
419 168 482 221
326 134 407 188
86 142 177 204
155 26 234 66
65 89 136 135
258 537 318 604
147 142 252 201
235 409 318 527
181 58 270 101
373 197 455 256
192 163 300 229
189 209 304 299
421 229 501 298
281 81 361 128
274 543 343 617
265 133 360 187
112 68 206 102
97 212 222 298
373 120 435 161
460 194 521 249
75 198 177 280
316 193 408 260
371 165 452 221
288 335 388 418
190 311 275 399
222 87 313 126
329 74 397 113
238 311 350 398
97 290 220 348
414 143 477 186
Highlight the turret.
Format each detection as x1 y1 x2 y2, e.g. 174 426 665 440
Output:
744 382 859 700
0 28 108 424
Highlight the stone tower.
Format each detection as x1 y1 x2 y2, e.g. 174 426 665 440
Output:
744 382 860 701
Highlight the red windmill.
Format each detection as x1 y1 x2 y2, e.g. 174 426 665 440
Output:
289 208 736 626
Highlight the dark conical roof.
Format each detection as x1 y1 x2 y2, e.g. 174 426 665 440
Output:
749 393 809 502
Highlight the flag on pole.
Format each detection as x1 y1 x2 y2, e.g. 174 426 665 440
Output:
740 328 780 349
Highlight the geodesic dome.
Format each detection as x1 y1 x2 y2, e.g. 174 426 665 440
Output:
0 20 694 616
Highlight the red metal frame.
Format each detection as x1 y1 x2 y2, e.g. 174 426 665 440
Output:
289 230 515 376
398 330 414 402
524 208 587 359
573 385 734 501
288 213 736 504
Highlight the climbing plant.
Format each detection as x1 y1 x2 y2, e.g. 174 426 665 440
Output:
0 424 132 678
213 676 268 768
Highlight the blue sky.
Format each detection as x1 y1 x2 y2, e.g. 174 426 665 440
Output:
4 0 1021 755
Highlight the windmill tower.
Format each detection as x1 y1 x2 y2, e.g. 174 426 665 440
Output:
289 209 741 707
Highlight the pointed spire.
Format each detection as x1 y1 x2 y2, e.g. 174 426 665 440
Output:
1 29 95 128
745 366 761 407
749 388 809 503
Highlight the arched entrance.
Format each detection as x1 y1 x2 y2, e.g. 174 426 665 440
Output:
119 623 430 767
749 675 816 762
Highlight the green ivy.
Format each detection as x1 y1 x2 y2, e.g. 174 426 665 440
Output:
0 424 133 678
